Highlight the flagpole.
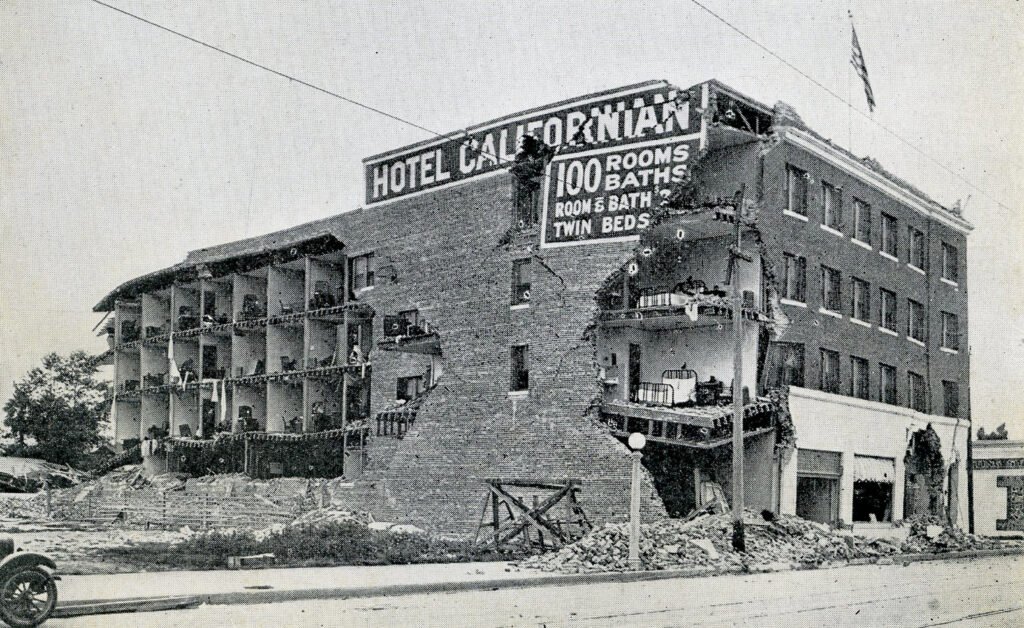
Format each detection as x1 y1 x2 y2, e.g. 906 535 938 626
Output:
847 9 853 153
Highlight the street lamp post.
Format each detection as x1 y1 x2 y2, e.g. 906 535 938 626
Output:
627 432 646 570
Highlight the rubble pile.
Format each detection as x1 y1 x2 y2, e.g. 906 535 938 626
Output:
900 516 1002 553
521 511 903 574
289 507 373 528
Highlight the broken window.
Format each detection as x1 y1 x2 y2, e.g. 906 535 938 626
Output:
908 371 926 412
908 226 926 270
879 288 897 331
396 375 424 401
853 481 893 523
853 198 871 245
350 253 375 291
852 277 871 323
879 363 897 405
822 182 842 230
512 259 531 305
908 299 925 342
943 380 960 417
820 348 841 394
851 356 870 400
510 344 529 392
881 213 898 258
782 252 807 302
786 165 809 216
821 265 842 312
770 342 805 388
514 176 542 227
941 311 959 351
942 242 959 283
796 449 842 524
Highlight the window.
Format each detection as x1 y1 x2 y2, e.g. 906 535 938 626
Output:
941 311 960 351
786 165 809 216
943 380 960 417
851 356 870 400
853 199 871 244
396 375 424 401
908 226 926 270
782 253 807 302
510 345 529 392
514 177 541 227
821 266 842 312
879 288 897 331
511 259 531 305
942 242 959 283
881 213 898 258
879 363 897 405
908 299 925 342
820 348 841 394
852 277 871 323
350 253 375 291
822 182 842 230
773 342 805 387
908 371 926 412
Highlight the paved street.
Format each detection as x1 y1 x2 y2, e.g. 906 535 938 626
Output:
50 555 1024 627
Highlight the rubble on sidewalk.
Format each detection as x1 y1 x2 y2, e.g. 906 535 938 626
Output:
899 516 1004 553
520 510 905 574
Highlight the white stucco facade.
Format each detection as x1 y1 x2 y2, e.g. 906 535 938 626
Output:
972 440 1024 537
779 386 970 530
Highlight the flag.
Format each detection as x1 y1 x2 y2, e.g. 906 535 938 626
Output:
850 19 876 112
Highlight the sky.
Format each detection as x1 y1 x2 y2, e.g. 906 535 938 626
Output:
1 1 1022 435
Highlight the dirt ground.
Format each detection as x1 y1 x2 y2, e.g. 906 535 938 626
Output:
0 518 190 574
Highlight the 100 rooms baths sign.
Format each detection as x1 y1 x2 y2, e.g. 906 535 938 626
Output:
363 80 707 247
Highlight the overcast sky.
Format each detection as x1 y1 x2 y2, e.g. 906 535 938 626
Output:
2 1 1022 435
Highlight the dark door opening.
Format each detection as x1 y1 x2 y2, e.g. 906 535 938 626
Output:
628 343 642 402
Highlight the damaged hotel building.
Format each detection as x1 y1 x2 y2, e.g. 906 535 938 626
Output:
95 80 972 535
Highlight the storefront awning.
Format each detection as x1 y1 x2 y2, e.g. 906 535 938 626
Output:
853 456 895 483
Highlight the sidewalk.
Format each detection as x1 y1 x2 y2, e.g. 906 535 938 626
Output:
53 546 1024 618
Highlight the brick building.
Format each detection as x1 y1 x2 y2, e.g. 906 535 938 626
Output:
95 79 972 535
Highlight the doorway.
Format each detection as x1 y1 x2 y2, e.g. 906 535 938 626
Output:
628 343 642 402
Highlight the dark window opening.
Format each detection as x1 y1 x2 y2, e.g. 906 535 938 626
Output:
881 213 898 257
821 265 842 312
397 375 424 402
511 345 529 392
880 363 897 405
852 277 871 323
880 288 897 331
942 242 959 283
853 481 893 523
908 299 925 342
782 253 807 302
514 177 542 227
786 165 809 216
350 253 375 291
851 356 870 400
941 311 959 351
820 348 841 394
769 342 805 388
908 226 926 270
512 259 532 305
908 371 927 412
853 198 871 244
943 380 960 418
822 182 842 230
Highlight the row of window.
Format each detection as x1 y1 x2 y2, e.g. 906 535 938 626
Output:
774 343 960 417
785 165 959 283
781 253 960 350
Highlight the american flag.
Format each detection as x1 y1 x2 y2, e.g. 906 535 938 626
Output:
850 20 876 112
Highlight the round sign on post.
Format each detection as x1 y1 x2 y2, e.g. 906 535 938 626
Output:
628 432 646 451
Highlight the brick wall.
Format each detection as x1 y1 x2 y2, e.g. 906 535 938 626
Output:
324 174 666 535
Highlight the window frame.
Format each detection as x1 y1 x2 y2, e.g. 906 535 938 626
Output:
850 356 870 400
881 213 898 258
396 375 424 401
942 242 959 284
514 176 542 227
786 164 809 216
510 344 529 392
821 265 842 312
908 371 926 412
943 380 960 418
853 198 872 245
782 252 807 303
776 342 805 388
879 363 897 405
908 226 926 270
820 348 841 394
511 258 532 306
941 311 960 351
879 288 897 331
852 277 871 323
822 182 842 230
908 298 925 342
349 253 376 291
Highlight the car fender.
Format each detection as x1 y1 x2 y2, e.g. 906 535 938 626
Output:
0 552 56 580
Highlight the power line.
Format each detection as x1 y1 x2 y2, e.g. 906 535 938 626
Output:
685 0 1012 213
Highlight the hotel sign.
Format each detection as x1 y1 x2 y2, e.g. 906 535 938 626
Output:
363 81 706 208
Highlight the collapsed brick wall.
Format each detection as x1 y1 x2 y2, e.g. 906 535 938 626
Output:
324 173 667 535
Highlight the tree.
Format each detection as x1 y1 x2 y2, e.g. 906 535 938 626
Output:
3 351 109 466
977 423 1009 441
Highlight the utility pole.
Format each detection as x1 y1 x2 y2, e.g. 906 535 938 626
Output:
729 185 752 552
